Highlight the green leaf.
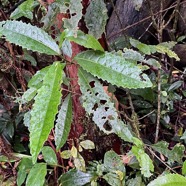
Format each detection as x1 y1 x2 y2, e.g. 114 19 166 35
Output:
182 161 186 176
61 29 104 51
151 141 185 164
55 94 72 151
84 0 108 39
132 146 154 177
80 140 95 150
147 174 186 186
42 146 58 165
22 87 37 104
17 158 33 186
78 68 133 142
1 20 60 55
28 66 51 89
30 62 64 163
61 39 72 58
58 169 94 186
104 151 126 173
26 163 47 186
103 172 125 186
10 0 38 20
61 150 72 159
126 176 144 186
75 51 152 89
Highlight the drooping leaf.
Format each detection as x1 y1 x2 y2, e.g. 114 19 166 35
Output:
147 174 186 186
78 68 133 142
84 0 108 39
30 62 64 163
1 20 60 55
80 140 95 150
26 163 47 186
75 51 152 89
42 146 58 165
17 158 33 186
131 146 154 177
10 0 38 20
58 169 94 186
130 38 179 61
151 141 185 164
60 29 104 51
55 94 72 151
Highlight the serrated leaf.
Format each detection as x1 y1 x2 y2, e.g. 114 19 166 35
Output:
26 163 47 186
61 29 104 51
132 146 154 177
84 0 108 39
80 140 95 150
17 158 33 186
78 68 133 142
22 87 37 104
10 0 38 20
1 20 60 55
147 174 186 186
30 62 64 163
74 153 86 172
61 150 72 159
55 94 72 151
75 51 152 89
58 169 94 186
42 146 58 165
151 141 185 164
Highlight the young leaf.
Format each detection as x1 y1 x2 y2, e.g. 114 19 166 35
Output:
30 62 64 163
151 141 185 164
42 146 58 165
80 140 95 150
21 87 37 104
26 163 47 186
55 94 72 151
61 150 72 159
132 146 154 177
60 29 104 51
84 0 108 39
10 0 38 20
1 20 60 55
78 68 133 142
58 169 94 186
147 174 186 186
74 153 86 172
17 158 33 186
75 51 152 89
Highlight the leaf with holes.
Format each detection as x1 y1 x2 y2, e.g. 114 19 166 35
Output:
85 0 108 39
78 68 133 142
75 51 152 89
55 94 72 151
30 62 64 163
1 20 60 55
